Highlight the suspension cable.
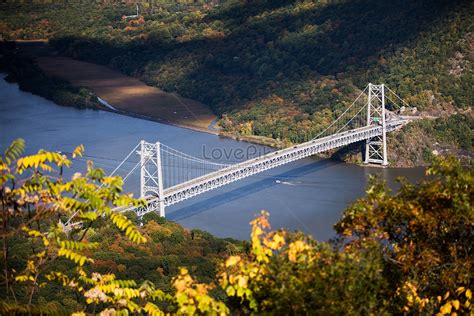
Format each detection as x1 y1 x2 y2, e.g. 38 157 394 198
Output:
312 85 368 140
122 161 140 183
385 86 411 109
334 102 368 135
160 146 230 167
108 143 140 177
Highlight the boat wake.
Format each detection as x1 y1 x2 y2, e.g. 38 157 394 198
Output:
275 180 301 186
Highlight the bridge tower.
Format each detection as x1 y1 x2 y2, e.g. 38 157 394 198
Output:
364 83 388 165
139 141 165 216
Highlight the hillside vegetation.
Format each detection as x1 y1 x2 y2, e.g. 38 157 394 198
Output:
0 0 472 165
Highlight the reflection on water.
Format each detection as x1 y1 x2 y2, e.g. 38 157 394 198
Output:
0 75 425 240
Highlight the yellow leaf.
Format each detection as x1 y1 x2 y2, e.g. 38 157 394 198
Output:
288 240 310 262
72 145 85 158
27 260 36 272
58 248 93 266
466 289 472 299
238 276 248 289
440 302 452 314
226 286 235 296
144 302 164 316
451 300 460 310
15 275 29 282
456 287 465 294
225 256 241 267
264 232 285 250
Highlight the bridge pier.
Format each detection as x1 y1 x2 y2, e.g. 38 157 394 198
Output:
364 83 388 166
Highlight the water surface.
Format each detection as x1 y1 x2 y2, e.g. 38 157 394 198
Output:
0 75 425 240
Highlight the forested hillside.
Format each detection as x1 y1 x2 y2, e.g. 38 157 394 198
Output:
0 0 472 165
7 209 241 310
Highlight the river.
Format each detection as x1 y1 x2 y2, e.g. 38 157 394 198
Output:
0 75 425 240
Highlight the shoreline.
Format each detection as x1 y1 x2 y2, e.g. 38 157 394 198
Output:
99 104 220 136
98 103 291 149
0 70 427 169
4 39 218 132
35 55 218 132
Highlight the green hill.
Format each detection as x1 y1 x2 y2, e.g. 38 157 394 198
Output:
0 0 472 166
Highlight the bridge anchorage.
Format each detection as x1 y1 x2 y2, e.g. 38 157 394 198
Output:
112 83 412 217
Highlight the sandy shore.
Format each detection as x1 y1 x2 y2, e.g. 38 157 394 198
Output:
36 56 217 133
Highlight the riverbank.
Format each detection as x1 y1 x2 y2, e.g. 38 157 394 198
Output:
0 49 102 111
3 40 217 134
37 55 217 131
1 40 292 145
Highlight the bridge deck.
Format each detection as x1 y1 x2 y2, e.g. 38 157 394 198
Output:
118 119 406 216
165 126 369 195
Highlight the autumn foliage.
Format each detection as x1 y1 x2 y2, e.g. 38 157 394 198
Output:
0 140 472 314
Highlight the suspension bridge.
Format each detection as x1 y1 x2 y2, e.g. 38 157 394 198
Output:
109 83 412 218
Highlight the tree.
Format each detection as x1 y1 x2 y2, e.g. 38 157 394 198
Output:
0 139 227 314
219 157 473 315
219 211 391 314
335 156 473 314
